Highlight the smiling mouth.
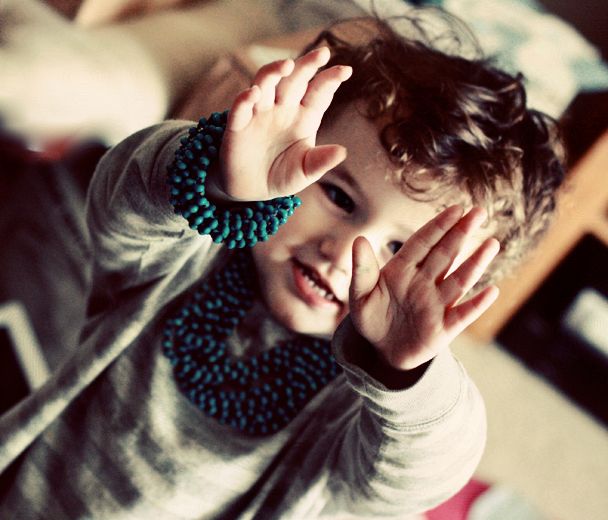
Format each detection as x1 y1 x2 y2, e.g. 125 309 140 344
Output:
292 260 341 305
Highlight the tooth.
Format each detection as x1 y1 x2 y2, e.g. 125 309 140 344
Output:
300 265 336 301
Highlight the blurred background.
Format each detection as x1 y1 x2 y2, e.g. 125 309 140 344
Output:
0 1 607 518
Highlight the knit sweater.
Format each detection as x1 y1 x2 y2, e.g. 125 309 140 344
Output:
0 121 486 519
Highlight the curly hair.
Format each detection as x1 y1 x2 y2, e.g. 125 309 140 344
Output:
305 14 567 286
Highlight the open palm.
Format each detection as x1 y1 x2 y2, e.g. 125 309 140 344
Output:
349 206 500 371
219 47 352 202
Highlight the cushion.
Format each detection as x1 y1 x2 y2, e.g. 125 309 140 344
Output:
435 0 608 117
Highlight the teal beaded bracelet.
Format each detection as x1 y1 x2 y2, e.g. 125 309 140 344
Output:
167 111 302 248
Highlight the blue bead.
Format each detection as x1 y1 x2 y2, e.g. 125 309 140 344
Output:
162 229 337 436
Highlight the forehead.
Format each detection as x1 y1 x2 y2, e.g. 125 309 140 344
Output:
318 104 456 232
320 102 472 202
319 103 389 173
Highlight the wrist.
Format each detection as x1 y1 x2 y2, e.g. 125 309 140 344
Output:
346 329 432 390
167 111 301 249
368 350 431 390
203 161 237 205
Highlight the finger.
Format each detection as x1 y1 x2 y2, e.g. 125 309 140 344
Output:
444 285 499 337
275 47 330 105
227 85 261 132
252 58 295 109
350 236 381 303
418 207 487 283
438 238 500 306
300 65 352 112
394 205 464 268
303 144 347 181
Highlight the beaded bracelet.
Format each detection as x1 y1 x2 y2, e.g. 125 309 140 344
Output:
167 111 301 248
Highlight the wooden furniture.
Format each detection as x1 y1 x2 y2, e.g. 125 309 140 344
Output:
469 131 608 341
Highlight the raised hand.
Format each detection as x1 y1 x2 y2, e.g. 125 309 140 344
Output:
349 205 500 371
217 47 352 202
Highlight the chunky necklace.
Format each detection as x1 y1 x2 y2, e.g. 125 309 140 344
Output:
162 250 341 436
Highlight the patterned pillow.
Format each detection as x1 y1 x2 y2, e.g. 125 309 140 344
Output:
430 0 608 116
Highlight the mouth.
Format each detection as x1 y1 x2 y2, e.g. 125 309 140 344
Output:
291 259 342 309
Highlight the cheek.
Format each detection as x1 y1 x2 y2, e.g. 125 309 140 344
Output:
250 205 314 270
274 193 326 244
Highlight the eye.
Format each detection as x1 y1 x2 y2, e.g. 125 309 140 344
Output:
320 182 355 213
388 241 403 255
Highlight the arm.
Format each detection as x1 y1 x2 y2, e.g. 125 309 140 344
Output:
322 317 487 518
317 200 499 516
84 120 218 314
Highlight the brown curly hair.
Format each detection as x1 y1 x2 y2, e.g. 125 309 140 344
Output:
305 14 567 286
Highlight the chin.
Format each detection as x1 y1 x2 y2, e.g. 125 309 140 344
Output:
265 294 339 339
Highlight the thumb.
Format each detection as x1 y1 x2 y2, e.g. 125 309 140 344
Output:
350 236 380 304
303 144 347 181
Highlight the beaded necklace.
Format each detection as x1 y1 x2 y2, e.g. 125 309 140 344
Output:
162 250 341 436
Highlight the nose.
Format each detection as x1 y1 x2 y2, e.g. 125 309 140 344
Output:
320 227 391 276
319 231 357 275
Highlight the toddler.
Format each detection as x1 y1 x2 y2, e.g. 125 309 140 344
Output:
0 15 565 519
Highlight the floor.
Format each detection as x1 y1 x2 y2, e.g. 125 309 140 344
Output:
452 334 608 520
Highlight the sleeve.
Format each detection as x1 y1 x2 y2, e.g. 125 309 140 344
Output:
321 317 487 518
84 119 217 315
0 121 217 473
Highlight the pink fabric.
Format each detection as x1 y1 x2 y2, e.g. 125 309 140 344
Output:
425 479 491 520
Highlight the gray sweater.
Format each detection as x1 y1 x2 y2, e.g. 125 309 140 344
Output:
0 122 486 519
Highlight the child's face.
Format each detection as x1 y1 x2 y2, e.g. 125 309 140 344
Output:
252 104 469 337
